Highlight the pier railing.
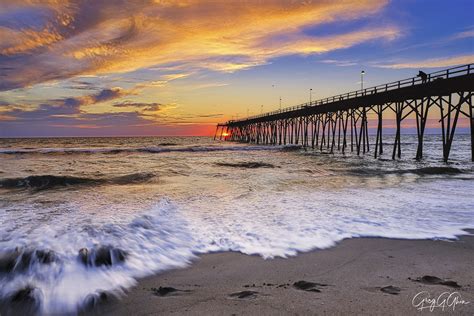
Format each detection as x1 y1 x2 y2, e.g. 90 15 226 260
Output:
225 63 473 125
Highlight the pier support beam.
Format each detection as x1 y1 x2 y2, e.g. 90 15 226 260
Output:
439 92 470 162
374 105 383 159
391 101 405 160
469 94 474 162
341 110 349 154
217 64 473 163
414 97 431 160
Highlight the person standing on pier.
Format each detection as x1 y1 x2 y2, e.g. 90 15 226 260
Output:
418 71 428 83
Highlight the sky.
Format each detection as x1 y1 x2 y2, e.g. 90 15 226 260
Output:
0 0 473 137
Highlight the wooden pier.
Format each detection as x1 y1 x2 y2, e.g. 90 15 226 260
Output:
215 64 474 162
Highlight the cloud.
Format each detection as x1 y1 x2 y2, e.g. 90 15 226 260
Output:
0 83 209 130
113 101 162 111
196 113 224 118
0 87 135 122
0 0 394 90
375 54 474 69
54 87 132 108
0 103 78 121
451 27 474 40
0 100 164 135
320 59 358 67
65 80 100 90
134 72 192 89
190 82 228 90
161 73 191 81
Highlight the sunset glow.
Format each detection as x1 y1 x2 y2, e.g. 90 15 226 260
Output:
0 0 473 137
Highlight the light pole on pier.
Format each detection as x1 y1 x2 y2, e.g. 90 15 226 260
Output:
279 97 282 111
361 70 365 90
310 88 313 104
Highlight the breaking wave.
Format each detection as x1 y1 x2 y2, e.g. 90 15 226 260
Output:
0 145 301 156
215 162 276 169
344 166 465 177
0 200 195 315
1 193 473 314
0 173 156 190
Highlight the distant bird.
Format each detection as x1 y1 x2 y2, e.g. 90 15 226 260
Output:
417 71 428 83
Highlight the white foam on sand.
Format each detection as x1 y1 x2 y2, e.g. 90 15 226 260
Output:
0 200 195 314
185 180 474 258
2 177 473 314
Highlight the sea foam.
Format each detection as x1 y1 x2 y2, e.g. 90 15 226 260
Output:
1 186 473 314
0 200 195 314
1 135 473 314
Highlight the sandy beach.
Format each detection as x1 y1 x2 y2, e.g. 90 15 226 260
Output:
89 232 474 316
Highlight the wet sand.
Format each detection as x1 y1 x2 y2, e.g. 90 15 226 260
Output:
93 233 474 315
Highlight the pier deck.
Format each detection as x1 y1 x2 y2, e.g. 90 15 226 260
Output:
216 64 474 162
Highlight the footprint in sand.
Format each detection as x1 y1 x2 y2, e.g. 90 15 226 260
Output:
362 285 401 295
380 285 401 295
228 290 258 299
293 280 328 292
410 275 461 288
151 286 192 297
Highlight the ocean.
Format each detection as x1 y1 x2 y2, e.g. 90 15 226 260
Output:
1 135 473 314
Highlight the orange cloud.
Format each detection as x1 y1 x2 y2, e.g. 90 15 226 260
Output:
0 27 63 55
0 0 395 90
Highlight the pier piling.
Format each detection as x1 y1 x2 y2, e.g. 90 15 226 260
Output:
217 64 474 162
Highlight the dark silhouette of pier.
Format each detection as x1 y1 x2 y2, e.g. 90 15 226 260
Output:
215 64 474 162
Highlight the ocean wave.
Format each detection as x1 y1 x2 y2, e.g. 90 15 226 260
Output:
0 144 300 156
0 199 195 315
215 162 276 169
0 173 156 190
0 249 57 274
1 190 473 314
345 166 464 176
